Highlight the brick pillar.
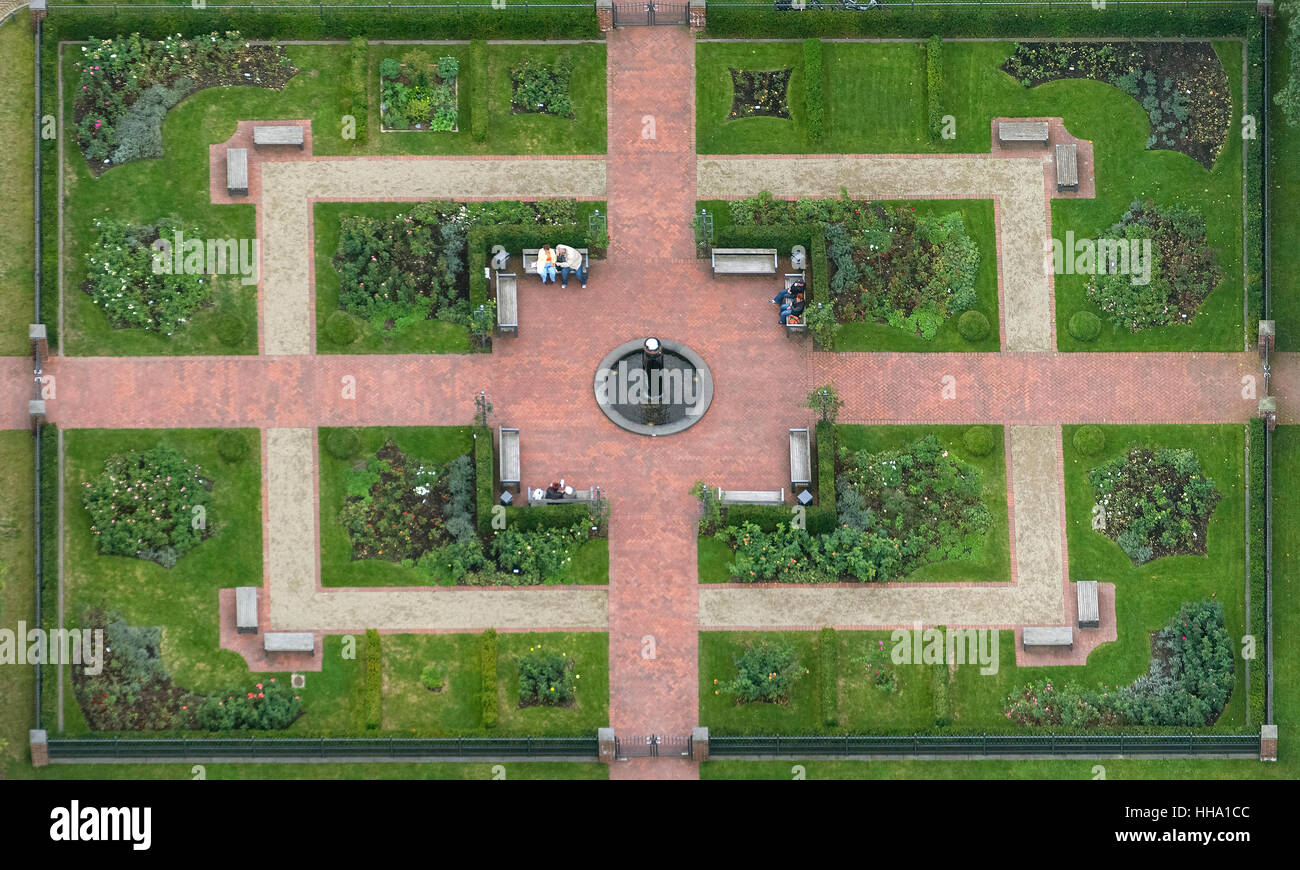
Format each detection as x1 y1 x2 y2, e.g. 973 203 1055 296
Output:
30 324 48 361
689 0 706 30
596 0 614 32
29 400 46 433
1259 320 1276 355
598 727 616 764
1259 0 1275 17
30 730 49 768
1261 725 1278 762
691 726 709 762
30 0 47 28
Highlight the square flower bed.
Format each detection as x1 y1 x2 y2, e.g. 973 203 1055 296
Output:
510 56 575 118
728 67 792 120
380 50 459 132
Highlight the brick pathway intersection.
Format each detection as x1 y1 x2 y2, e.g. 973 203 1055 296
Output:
9 26 1273 781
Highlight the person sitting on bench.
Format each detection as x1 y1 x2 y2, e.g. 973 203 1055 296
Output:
555 243 587 290
780 292 805 326
536 245 558 285
772 277 806 307
544 481 566 500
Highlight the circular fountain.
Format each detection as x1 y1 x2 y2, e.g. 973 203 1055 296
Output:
593 338 713 436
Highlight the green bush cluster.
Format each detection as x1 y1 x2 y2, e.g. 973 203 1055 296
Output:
108 78 195 166
325 310 359 346
474 425 495 534
470 40 488 143
503 502 595 534
480 628 499 729
380 48 459 131
1068 310 1102 342
217 431 249 464
420 663 444 691
81 445 214 568
325 427 360 461
723 503 836 536
198 678 301 731
517 644 577 707
819 627 838 727
931 660 951 727
363 628 382 730
214 312 245 347
349 36 368 144
957 309 989 342
1072 425 1105 457
511 55 574 118
720 637 805 704
692 480 723 535
803 38 825 144
962 425 994 458
815 420 836 511
926 35 943 138
490 521 590 584
83 217 212 335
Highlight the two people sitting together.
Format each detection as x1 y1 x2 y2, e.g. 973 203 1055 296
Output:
534 244 587 290
772 276 806 326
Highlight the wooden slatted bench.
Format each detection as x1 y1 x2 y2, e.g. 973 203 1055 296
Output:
1055 143 1079 191
226 147 248 196
712 248 778 277
522 247 588 277
499 427 520 490
253 124 304 148
717 486 785 506
264 632 314 653
1022 626 1074 650
998 121 1050 146
789 428 811 488
495 272 518 336
235 587 259 635
1076 580 1100 628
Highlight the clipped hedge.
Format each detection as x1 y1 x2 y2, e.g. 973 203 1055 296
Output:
481 628 499 729
349 36 369 145
819 627 839 727
803 38 825 145
503 502 594 533
1072 424 1105 457
724 503 837 536
926 34 943 138
217 430 250 464
957 309 989 342
815 419 836 510
1247 418 1266 726
1246 17 1264 345
931 660 951 727
325 427 360 461
474 425 495 535
214 312 245 347
470 40 488 144
962 425 994 458
363 628 382 730
1068 310 1102 342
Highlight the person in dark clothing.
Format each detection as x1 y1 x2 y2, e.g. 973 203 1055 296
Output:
780 292 806 325
772 278 807 306
544 481 565 500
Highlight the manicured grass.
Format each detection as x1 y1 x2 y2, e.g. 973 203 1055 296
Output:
1270 32 1300 348
700 759 1275 780
61 428 265 714
0 19 35 355
697 42 808 154
698 424 1009 584
0 432 36 778
1269 426 1300 772
14 762 608 781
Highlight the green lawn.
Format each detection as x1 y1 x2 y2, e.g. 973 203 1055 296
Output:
701 758 1273 780
1270 29 1300 348
698 40 1246 352
0 432 36 778
0 19 34 355
13 762 608 781
699 424 1009 583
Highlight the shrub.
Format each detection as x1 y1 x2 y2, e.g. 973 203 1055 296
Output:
720 637 805 704
926 35 943 138
363 628 382 729
962 425 995 457
109 78 195 165
1068 310 1102 342
420 663 444 691
510 55 574 118
480 628 499 728
214 312 244 347
803 38 825 144
857 638 899 693
1072 424 1105 457
931 660 951 726
380 57 401 80
437 55 459 80
83 217 212 335
957 309 990 342
815 420 836 511
81 446 213 566
819 627 838 726
325 310 359 346
490 521 589 584
502 502 594 534
470 40 488 143
692 480 723 534
1089 446 1220 564
198 677 301 731
349 37 369 144
474 425 495 534
217 431 249 463
517 644 577 706
325 428 360 461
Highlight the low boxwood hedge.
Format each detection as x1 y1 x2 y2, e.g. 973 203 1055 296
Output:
820 626 838 727
480 628 499 729
957 309 990 342
1068 310 1102 343
724 503 837 536
363 628 382 730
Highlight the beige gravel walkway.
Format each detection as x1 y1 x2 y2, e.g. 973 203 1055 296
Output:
697 425 1066 628
263 427 608 632
260 157 606 355
697 155 1054 353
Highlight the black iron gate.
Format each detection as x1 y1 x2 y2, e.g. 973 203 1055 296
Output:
614 734 693 759
611 2 690 26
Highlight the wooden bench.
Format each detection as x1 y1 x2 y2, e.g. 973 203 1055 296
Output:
527 486 601 506
253 124 305 148
781 273 808 338
998 121 1050 146
495 272 518 336
1022 626 1074 650
263 632 314 653
226 147 248 196
712 248 778 277
235 587 259 635
522 247 588 278
498 427 520 490
717 486 785 506
1076 580 1100 629
789 428 811 488
1055 143 1079 191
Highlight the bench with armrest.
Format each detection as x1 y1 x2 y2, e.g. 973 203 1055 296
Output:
498 427 520 490
717 486 785 506
495 272 518 336
997 121 1050 145
253 124 305 148
712 248 778 277
522 248 589 281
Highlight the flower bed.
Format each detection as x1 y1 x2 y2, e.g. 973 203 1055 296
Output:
379 50 459 132
1085 200 1222 332
81 445 214 568
717 638 805 705
728 67 792 120
1089 445 1220 565
1001 42 1230 169
517 644 578 708
82 217 212 335
74 31 295 173
510 55 575 118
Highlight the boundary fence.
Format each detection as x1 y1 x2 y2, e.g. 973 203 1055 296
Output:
710 733 1263 757
47 736 600 760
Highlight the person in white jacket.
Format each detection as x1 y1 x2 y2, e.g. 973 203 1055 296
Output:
555 243 587 289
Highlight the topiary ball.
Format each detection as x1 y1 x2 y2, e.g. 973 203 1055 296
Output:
957 309 990 343
325 428 361 461
1072 425 1105 457
326 311 359 346
1068 311 1102 343
963 425 994 457
217 431 250 463
214 313 245 347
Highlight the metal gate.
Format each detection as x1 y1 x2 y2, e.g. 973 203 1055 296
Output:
611 2 690 26
614 734 693 759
